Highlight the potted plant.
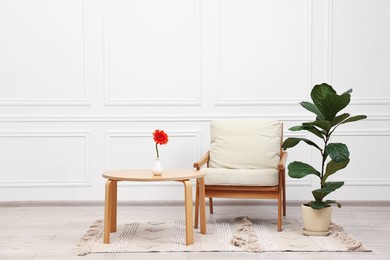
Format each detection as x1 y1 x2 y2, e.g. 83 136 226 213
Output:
282 83 366 235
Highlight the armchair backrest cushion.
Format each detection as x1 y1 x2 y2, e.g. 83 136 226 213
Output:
209 120 281 170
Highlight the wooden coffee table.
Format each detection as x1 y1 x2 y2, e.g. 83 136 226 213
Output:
102 169 206 246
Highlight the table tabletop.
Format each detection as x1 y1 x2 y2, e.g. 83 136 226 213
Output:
102 169 205 182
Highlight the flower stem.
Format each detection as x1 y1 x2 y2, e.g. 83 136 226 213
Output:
155 142 159 159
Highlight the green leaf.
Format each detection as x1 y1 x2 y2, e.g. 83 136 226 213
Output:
288 161 320 179
289 125 325 139
307 200 341 209
323 159 350 183
303 120 332 133
312 189 324 202
331 113 350 127
322 93 351 121
300 101 324 120
340 115 367 125
282 138 300 149
311 83 336 108
310 84 351 121
289 125 306 131
307 201 329 210
282 137 322 151
326 143 350 162
324 181 345 191
311 83 336 120
312 181 344 202
324 200 342 208
342 89 353 95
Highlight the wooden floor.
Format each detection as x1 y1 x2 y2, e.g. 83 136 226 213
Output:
0 200 389 259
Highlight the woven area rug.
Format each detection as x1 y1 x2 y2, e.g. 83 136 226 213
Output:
73 216 370 255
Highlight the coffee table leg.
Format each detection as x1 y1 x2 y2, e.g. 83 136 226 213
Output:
194 179 199 229
198 177 206 234
111 180 117 232
104 179 113 243
183 180 194 245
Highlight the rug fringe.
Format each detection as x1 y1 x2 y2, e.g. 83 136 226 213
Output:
231 216 262 252
72 219 103 256
329 222 366 251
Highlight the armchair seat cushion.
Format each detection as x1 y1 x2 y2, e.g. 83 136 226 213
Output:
204 168 278 186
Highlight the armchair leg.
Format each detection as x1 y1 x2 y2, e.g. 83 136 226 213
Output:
283 174 286 217
209 197 214 214
283 190 286 216
278 192 282 232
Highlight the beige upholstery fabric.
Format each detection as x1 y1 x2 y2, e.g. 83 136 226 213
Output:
209 120 281 170
204 168 279 186
207 120 281 186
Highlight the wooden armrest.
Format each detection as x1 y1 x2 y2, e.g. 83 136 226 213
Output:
278 151 287 170
193 151 210 171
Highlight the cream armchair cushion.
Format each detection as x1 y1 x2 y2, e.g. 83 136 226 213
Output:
204 168 278 186
207 120 281 186
209 120 281 169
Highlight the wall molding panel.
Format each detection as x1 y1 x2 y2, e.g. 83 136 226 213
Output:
0 130 90 188
102 0 201 106
330 130 390 187
325 0 390 106
214 0 311 106
0 0 89 106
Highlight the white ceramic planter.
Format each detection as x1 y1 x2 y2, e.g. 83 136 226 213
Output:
301 204 332 236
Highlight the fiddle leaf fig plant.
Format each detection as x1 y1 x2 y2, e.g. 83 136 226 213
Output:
282 83 367 210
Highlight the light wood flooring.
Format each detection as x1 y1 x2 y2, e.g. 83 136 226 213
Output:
1 200 389 259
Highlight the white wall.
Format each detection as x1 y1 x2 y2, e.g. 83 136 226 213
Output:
0 0 389 201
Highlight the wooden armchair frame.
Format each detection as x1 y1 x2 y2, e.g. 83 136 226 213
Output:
194 126 287 231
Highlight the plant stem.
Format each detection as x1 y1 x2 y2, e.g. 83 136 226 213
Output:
155 143 159 159
320 135 330 187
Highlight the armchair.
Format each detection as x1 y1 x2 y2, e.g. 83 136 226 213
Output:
194 120 287 231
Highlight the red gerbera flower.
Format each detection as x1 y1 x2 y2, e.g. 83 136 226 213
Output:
153 129 168 158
